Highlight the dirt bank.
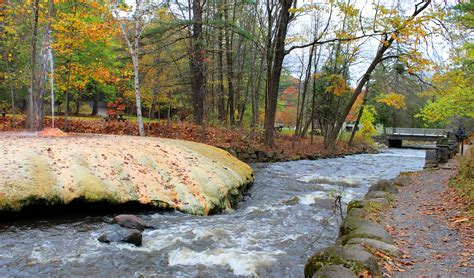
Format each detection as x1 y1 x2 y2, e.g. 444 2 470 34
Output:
1 115 376 163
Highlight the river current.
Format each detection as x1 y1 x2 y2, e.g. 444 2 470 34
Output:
0 148 425 277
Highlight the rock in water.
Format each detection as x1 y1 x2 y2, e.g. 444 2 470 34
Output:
98 228 142 246
113 214 149 231
0 135 254 215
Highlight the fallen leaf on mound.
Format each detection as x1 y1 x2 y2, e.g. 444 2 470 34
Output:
452 217 469 223
384 262 393 273
38 128 68 137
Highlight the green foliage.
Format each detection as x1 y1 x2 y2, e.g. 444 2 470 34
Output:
417 69 474 125
368 64 429 128
356 105 377 141
418 2 474 126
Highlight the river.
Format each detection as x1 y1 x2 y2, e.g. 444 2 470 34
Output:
0 148 425 277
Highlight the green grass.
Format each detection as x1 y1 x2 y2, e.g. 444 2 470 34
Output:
277 127 295 136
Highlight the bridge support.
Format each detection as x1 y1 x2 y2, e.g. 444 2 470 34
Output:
424 137 460 168
388 139 402 148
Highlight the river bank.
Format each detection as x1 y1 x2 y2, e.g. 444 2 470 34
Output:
0 149 424 277
1 115 376 163
304 145 473 277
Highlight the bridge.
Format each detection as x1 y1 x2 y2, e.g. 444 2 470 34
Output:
383 127 453 147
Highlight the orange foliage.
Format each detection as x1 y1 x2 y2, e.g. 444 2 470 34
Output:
346 90 365 122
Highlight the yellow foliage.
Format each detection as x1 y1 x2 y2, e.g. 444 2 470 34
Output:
377 93 407 110
326 75 349 96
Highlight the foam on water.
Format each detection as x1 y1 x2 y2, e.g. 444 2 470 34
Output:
298 175 360 187
298 192 328 205
168 247 283 276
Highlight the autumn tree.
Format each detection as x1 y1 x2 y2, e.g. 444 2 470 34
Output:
112 0 155 136
418 2 473 127
322 0 433 148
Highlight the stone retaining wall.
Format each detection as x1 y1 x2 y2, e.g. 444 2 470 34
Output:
304 176 412 277
425 138 459 168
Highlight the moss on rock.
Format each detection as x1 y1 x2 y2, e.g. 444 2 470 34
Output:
368 179 398 194
345 238 401 256
364 191 391 200
312 265 356 278
304 246 379 278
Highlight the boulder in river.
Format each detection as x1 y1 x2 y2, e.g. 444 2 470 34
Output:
368 179 398 194
364 190 391 200
112 214 151 231
394 175 411 187
345 238 401 256
304 245 379 278
0 135 254 215
312 265 356 278
98 228 142 246
339 215 386 237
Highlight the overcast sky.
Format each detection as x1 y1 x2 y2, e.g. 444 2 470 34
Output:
123 0 457 82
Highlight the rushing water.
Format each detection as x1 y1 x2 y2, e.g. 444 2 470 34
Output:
0 149 425 277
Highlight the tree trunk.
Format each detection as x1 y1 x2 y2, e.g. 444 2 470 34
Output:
224 3 235 126
296 45 315 137
27 0 43 131
251 54 264 129
75 99 80 115
63 61 71 130
190 0 205 125
5 55 15 117
325 41 390 149
132 52 145 136
91 93 99 116
217 21 226 122
263 0 294 146
349 84 369 146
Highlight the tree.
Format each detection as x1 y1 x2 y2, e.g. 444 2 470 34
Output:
324 0 432 149
53 0 118 127
112 0 154 136
189 0 206 125
26 0 55 131
263 0 295 146
418 69 474 125
417 2 474 127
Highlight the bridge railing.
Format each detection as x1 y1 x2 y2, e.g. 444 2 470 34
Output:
384 127 453 137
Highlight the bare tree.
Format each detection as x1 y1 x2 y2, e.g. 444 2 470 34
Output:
27 0 43 131
112 0 154 136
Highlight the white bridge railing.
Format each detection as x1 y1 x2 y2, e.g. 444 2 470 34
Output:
384 127 452 137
